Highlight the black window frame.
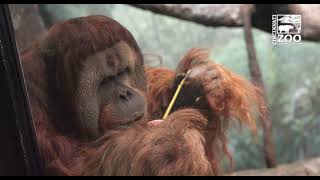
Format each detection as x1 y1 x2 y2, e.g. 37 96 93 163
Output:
0 4 43 176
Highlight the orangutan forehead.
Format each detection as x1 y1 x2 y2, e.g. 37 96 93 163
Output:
112 41 136 60
83 41 136 70
105 41 136 68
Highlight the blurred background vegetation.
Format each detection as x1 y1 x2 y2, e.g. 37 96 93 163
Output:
18 4 320 171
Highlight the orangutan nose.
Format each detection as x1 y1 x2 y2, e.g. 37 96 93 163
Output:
119 89 133 101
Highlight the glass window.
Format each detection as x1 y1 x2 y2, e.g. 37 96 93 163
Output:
8 4 320 176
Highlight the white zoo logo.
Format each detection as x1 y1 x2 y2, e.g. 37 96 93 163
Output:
278 25 294 33
272 14 302 45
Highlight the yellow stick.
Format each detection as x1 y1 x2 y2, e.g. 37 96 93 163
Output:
163 69 191 119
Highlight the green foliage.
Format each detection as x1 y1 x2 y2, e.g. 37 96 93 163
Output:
40 4 320 171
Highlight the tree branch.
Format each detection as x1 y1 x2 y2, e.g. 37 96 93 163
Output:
228 157 320 176
129 4 320 42
130 4 243 27
242 4 277 168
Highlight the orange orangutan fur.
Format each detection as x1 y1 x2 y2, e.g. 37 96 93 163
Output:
147 48 263 132
147 48 265 170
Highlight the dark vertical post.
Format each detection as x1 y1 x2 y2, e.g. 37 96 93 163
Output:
0 4 43 176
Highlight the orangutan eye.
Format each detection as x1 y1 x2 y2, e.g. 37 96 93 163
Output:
117 67 130 77
100 76 115 86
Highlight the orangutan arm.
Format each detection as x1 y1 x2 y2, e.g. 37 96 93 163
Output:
82 109 215 176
